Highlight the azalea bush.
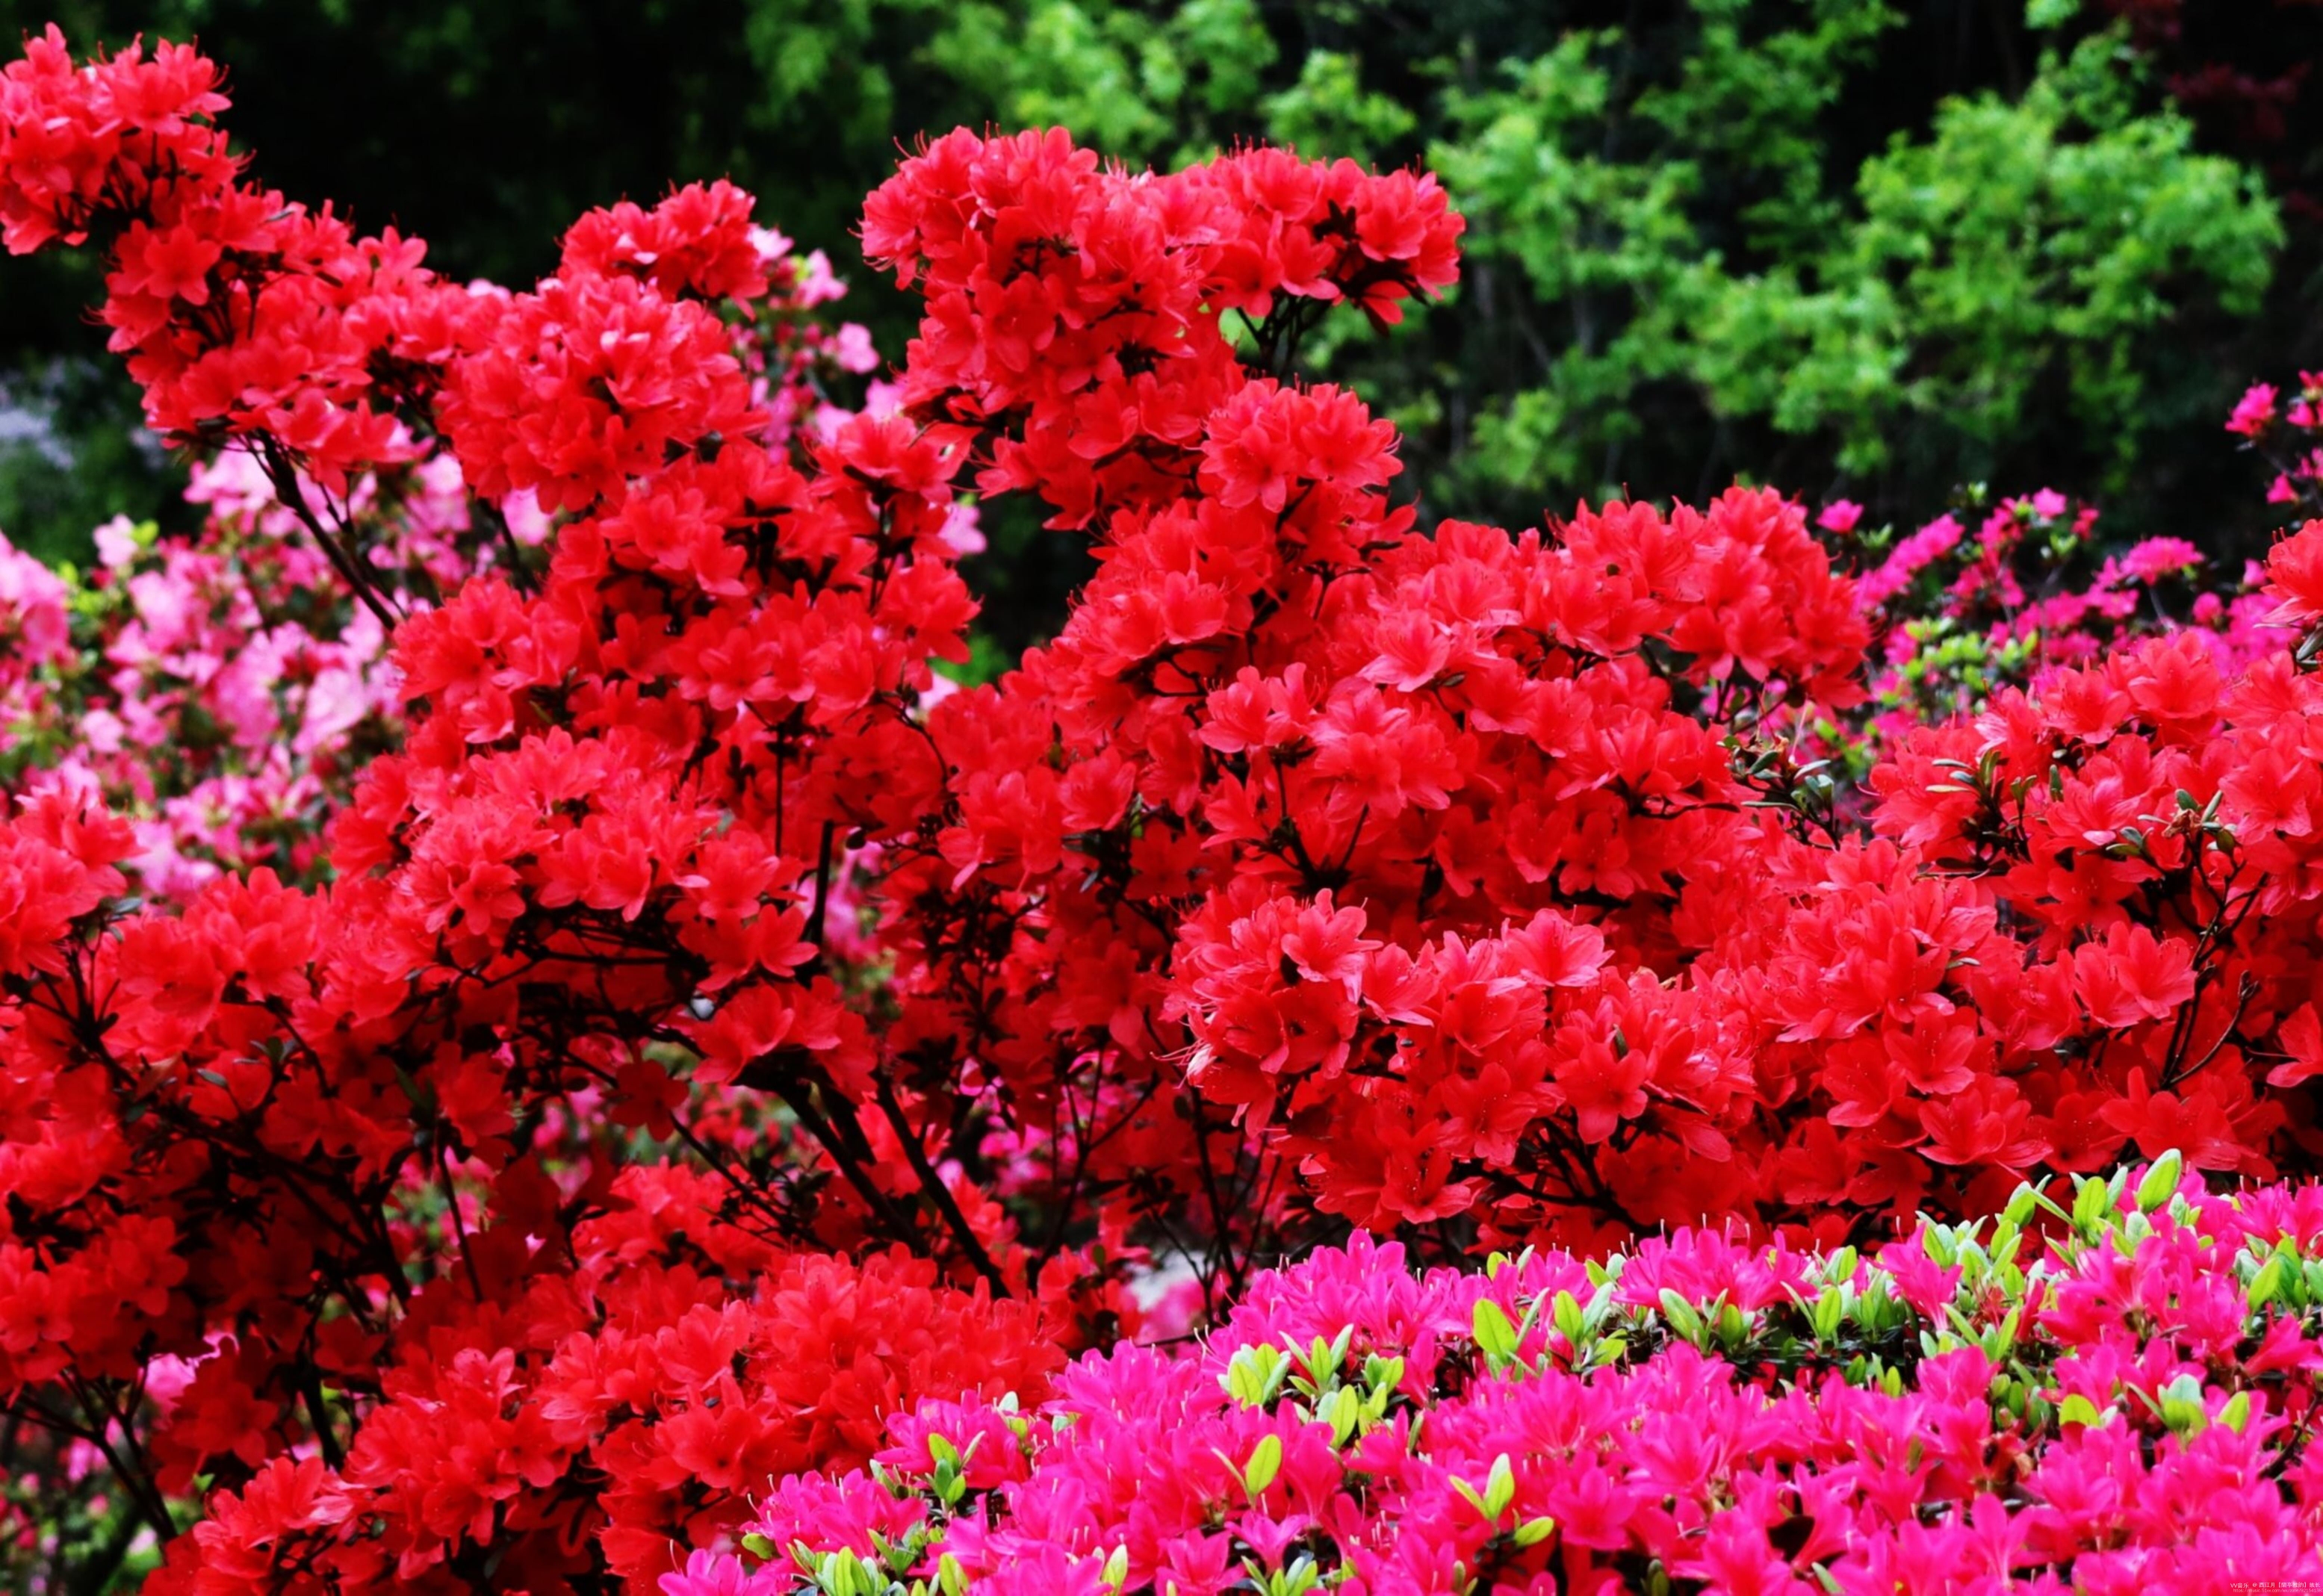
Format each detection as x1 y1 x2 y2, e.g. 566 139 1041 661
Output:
676 1156 2323 1595
2 22 2323 1596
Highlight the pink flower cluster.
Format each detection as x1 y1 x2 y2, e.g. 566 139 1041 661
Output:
1845 488 2282 747
679 1158 2323 1595
2227 374 2323 515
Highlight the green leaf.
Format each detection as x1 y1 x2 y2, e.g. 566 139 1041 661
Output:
1551 1289 1585 1349
1658 1288 1705 1344
2136 1149 2183 1214
1483 1452 1516 1521
1243 1433 1283 1498
1513 1515 1557 1549
1473 1298 1520 1367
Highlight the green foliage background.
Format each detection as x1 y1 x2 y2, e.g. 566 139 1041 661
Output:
1 0 2314 648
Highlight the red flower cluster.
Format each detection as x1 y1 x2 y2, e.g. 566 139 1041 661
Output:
863 130 1461 530
0 25 453 503
167 1230 1055 1591
7 24 2323 1595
